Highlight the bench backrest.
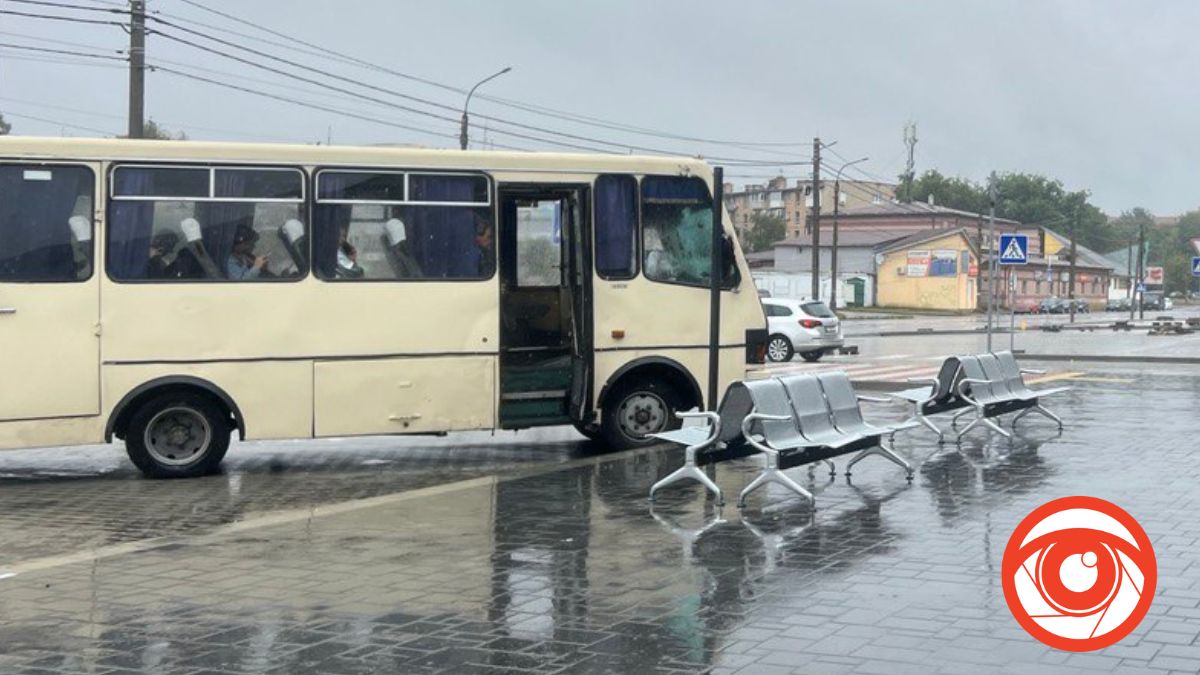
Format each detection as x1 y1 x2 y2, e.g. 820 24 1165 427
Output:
978 354 1014 398
714 381 756 443
959 354 999 401
737 378 803 447
932 356 963 401
815 372 866 433
993 351 1030 393
780 374 839 441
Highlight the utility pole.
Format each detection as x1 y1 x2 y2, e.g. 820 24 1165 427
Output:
127 0 146 138
460 66 511 150
985 173 997 351
810 137 822 301
1136 220 1146 320
1068 205 1078 323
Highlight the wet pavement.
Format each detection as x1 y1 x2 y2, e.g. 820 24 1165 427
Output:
2 363 1200 674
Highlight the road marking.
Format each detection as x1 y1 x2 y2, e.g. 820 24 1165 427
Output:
1026 372 1085 384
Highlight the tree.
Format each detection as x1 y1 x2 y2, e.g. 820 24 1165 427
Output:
127 118 187 141
907 169 987 213
742 211 786 253
0 113 11 135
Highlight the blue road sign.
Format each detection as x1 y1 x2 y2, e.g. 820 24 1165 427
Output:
1193 256 1200 277
998 234 1028 265
1136 282 1146 293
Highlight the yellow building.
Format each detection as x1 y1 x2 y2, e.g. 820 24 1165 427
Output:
875 228 979 311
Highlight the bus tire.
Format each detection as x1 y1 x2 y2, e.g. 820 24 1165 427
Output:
572 422 603 441
124 391 231 478
600 378 682 450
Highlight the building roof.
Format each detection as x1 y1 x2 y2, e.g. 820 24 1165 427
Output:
774 229 910 248
1099 244 1140 275
1041 227 1118 272
828 200 1023 226
874 227 978 255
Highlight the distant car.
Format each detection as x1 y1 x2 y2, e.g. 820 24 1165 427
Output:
1106 297 1131 312
1071 299 1091 313
1142 292 1170 311
1012 298 1041 314
1039 297 1067 314
761 298 844 363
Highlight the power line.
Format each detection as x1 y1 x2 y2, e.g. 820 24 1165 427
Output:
171 0 818 152
1 110 117 135
0 6 122 26
0 41 124 60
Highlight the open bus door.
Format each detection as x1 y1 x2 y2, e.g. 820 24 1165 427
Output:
496 184 591 429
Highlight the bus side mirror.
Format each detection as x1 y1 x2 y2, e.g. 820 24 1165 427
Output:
721 234 740 288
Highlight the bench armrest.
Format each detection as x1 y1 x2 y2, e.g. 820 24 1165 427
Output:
740 412 791 454
903 376 940 406
856 394 891 404
1020 368 1046 375
957 378 989 407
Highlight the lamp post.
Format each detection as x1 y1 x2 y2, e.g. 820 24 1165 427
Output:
830 156 867 311
460 66 512 150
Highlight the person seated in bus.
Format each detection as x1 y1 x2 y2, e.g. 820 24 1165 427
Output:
146 230 181 279
474 214 495 277
383 217 422 278
226 224 271 280
336 222 365 278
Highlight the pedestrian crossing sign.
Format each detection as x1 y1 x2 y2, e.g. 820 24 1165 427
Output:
1192 256 1200 277
998 234 1028 265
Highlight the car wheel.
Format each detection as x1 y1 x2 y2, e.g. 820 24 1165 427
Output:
600 378 683 450
800 351 823 363
766 334 794 362
124 391 231 478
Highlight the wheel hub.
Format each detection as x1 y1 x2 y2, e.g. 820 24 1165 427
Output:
144 406 212 466
618 392 667 439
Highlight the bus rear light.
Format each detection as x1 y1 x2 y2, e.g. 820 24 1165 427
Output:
800 319 823 329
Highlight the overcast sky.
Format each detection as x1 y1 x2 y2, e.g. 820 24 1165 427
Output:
0 0 1195 214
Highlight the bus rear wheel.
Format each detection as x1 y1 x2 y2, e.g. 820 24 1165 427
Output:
124 392 230 478
600 379 682 450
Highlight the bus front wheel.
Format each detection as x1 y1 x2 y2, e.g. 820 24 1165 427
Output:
124 392 231 478
600 379 683 450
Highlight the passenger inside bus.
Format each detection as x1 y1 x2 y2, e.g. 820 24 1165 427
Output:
336 221 365 278
226 224 271 280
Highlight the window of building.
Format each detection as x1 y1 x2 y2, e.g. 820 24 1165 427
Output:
0 165 94 282
313 170 493 281
642 175 732 288
107 165 306 282
594 174 637 279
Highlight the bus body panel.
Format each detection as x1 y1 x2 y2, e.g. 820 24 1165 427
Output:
313 356 494 437
102 361 314 441
0 416 103 451
100 279 499 363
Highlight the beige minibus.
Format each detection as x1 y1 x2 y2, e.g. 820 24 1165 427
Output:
0 137 767 477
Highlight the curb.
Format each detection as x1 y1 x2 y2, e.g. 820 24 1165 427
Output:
1018 354 1200 365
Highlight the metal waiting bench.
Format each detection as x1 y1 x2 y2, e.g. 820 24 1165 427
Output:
648 372 915 507
893 351 1069 443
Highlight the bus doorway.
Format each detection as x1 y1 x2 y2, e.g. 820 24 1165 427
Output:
497 185 592 430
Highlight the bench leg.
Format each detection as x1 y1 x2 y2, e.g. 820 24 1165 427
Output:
916 413 944 444
845 439 914 480
955 413 984 442
649 444 724 505
823 458 836 477
1013 404 1063 430
951 408 975 429
737 467 813 508
980 416 1012 438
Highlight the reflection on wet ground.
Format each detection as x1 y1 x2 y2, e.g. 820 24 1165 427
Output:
1 369 1199 674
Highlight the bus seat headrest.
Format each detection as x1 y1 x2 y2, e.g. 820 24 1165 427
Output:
67 215 92 242
180 217 203 243
282 219 305 243
385 218 407 246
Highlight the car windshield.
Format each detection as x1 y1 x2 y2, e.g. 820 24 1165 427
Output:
801 301 836 318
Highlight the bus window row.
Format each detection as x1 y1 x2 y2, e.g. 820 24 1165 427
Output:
0 164 733 288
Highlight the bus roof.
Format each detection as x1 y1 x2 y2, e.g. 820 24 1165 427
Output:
0 136 713 177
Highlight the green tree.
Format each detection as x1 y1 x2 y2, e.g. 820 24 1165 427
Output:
0 113 11 135
907 170 987 213
125 118 187 140
742 211 786 253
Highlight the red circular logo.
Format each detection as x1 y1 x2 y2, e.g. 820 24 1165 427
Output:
1002 496 1156 652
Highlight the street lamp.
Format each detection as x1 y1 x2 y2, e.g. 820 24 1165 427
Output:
460 66 512 150
830 156 868 311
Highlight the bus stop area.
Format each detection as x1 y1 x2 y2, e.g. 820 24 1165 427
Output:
1 354 1199 675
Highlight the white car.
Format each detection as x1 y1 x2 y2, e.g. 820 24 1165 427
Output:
761 298 844 362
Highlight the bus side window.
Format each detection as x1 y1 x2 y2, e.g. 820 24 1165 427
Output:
313 170 494 281
0 165 95 282
594 174 637 279
107 166 307 282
